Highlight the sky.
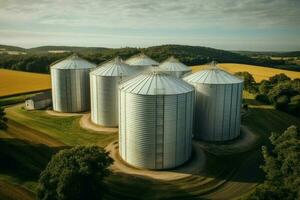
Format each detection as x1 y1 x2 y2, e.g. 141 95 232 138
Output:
0 0 299 51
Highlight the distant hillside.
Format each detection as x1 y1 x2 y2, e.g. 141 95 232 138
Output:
28 46 108 54
0 44 25 52
233 50 300 57
0 44 297 73
144 45 255 65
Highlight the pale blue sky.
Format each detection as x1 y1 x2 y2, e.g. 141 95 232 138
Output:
0 0 299 51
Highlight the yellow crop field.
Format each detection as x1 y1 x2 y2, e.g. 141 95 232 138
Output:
192 63 300 82
0 69 51 97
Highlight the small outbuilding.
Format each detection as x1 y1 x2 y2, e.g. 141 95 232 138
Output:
25 91 52 110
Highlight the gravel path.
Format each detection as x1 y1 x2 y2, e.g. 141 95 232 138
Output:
106 141 206 181
46 110 84 117
79 114 118 134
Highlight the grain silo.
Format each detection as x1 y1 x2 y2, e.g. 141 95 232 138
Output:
119 71 194 169
125 53 159 71
158 56 192 78
183 64 243 141
51 54 96 113
90 56 138 127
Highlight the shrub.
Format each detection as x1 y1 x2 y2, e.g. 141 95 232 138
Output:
274 95 290 111
37 146 113 200
255 94 270 104
234 72 256 92
269 73 291 84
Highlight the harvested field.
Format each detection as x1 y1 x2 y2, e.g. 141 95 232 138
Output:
192 63 300 82
0 69 50 97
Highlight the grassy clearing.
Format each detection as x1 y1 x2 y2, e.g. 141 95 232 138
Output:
0 69 51 97
4 105 117 147
192 63 300 82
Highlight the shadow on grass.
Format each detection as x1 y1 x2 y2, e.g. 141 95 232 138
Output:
105 172 208 200
0 138 66 182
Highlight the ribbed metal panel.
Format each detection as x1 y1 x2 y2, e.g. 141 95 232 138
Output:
51 69 93 112
184 67 243 141
119 72 194 169
90 76 119 126
90 57 138 127
51 54 96 113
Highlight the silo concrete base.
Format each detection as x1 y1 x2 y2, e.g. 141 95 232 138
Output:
106 141 206 181
46 110 84 117
79 114 118 134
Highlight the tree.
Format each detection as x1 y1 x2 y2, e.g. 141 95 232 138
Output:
248 126 300 200
274 95 290 111
269 73 291 84
259 80 272 94
267 81 298 103
234 72 257 93
37 146 113 200
0 107 8 130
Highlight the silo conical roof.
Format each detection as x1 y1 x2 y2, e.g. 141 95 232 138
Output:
159 56 191 72
120 71 194 95
183 66 243 84
51 54 96 69
125 53 159 66
91 56 137 77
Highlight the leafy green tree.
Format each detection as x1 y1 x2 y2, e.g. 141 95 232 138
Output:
259 80 272 94
0 107 8 130
234 72 257 93
267 81 298 103
248 126 300 200
274 95 290 111
269 73 291 84
37 146 113 200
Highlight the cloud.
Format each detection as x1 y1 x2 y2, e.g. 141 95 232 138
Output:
1 0 299 28
0 0 299 50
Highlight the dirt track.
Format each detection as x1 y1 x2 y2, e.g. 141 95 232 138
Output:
45 110 83 117
0 180 34 200
106 141 206 181
4 119 64 147
80 114 118 134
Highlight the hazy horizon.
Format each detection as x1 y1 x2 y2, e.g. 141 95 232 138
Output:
1 0 300 51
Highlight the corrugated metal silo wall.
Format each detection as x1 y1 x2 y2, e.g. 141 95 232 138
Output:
119 91 194 169
51 68 91 112
194 83 243 141
90 75 120 127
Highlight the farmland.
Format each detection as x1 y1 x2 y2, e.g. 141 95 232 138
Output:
0 69 51 97
1 92 300 199
0 63 300 200
192 63 300 82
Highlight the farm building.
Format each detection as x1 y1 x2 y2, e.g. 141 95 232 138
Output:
158 56 192 78
25 91 52 110
125 53 159 71
184 64 243 141
90 56 138 127
119 71 194 169
51 54 96 113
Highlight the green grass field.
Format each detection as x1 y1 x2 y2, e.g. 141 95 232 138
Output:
0 93 300 199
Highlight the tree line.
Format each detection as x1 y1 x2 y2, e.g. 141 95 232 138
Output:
0 45 290 74
236 72 300 117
